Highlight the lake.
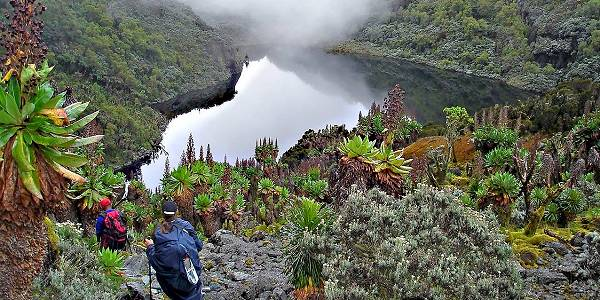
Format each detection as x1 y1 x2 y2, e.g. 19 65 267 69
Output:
140 47 532 189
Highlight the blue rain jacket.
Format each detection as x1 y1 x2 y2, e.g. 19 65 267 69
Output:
146 218 203 300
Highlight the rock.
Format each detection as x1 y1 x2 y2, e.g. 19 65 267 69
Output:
123 254 149 278
199 230 292 299
273 287 286 300
258 290 272 299
232 271 250 282
543 241 570 256
557 254 580 276
523 232 600 299
250 230 267 242
122 282 150 300
520 252 537 266
571 232 586 247
209 284 222 292
524 268 568 285
267 250 282 258
204 242 217 252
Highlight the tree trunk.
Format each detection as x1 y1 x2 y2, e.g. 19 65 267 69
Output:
0 141 66 299
200 211 222 237
175 193 195 224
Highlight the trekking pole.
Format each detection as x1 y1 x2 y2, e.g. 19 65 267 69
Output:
148 260 153 300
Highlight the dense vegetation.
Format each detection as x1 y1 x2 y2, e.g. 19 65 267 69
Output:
334 0 600 91
1 0 599 299
0 0 241 166
40 78 597 298
324 187 522 299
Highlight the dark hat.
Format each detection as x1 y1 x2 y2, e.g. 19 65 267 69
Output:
162 201 178 215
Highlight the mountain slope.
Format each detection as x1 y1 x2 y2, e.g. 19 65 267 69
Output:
333 0 600 91
37 0 242 166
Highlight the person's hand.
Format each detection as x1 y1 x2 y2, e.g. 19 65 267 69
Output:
144 238 154 248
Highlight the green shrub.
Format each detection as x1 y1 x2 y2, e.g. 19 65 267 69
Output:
338 136 376 159
484 147 513 170
301 179 329 200
32 230 121 299
283 198 331 289
460 193 476 208
97 248 125 281
484 172 521 202
523 61 541 74
474 126 518 153
372 114 385 134
554 188 586 224
396 116 423 140
324 186 523 299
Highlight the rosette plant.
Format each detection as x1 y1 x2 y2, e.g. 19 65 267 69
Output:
0 1 100 297
163 165 195 221
338 135 376 160
0 65 100 298
1 63 100 198
367 143 412 196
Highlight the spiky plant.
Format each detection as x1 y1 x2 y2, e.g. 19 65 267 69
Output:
366 144 412 196
530 187 548 209
283 197 331 290
225 194 245 223
67 166 124 210
258 177 276 194
194 194 213 213
338 136 376 160
484 147 513 172
193 193 220 237
555 188 586 225
191 160 211 188
257 178 278 223
1 64 100 202
301 179 328 200
97 248 125 280
331 136 378 202
544 202 560 224
163 165 195 221
0 3 101 297
481 172 521 207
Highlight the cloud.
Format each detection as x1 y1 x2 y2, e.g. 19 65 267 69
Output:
177 0 390 46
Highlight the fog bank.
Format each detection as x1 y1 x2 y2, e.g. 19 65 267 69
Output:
177 0 391 46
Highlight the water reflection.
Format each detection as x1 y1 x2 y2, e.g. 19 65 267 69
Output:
141 49 533 189
141 55 368 189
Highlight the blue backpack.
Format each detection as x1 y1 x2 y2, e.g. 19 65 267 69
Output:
153 222 201 292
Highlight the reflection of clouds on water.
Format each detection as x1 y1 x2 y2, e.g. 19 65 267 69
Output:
259 47 378 106
141 56 366 189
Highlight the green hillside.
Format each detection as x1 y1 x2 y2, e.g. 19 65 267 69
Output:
15 0 241 166
333 0 600 91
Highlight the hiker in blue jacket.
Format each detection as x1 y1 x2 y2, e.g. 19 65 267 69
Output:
145 201 203 300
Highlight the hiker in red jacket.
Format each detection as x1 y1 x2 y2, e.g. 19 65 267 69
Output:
95 197 128 250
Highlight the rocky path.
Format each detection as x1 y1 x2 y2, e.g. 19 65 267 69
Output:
520 232 600 299
122 230 292 300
